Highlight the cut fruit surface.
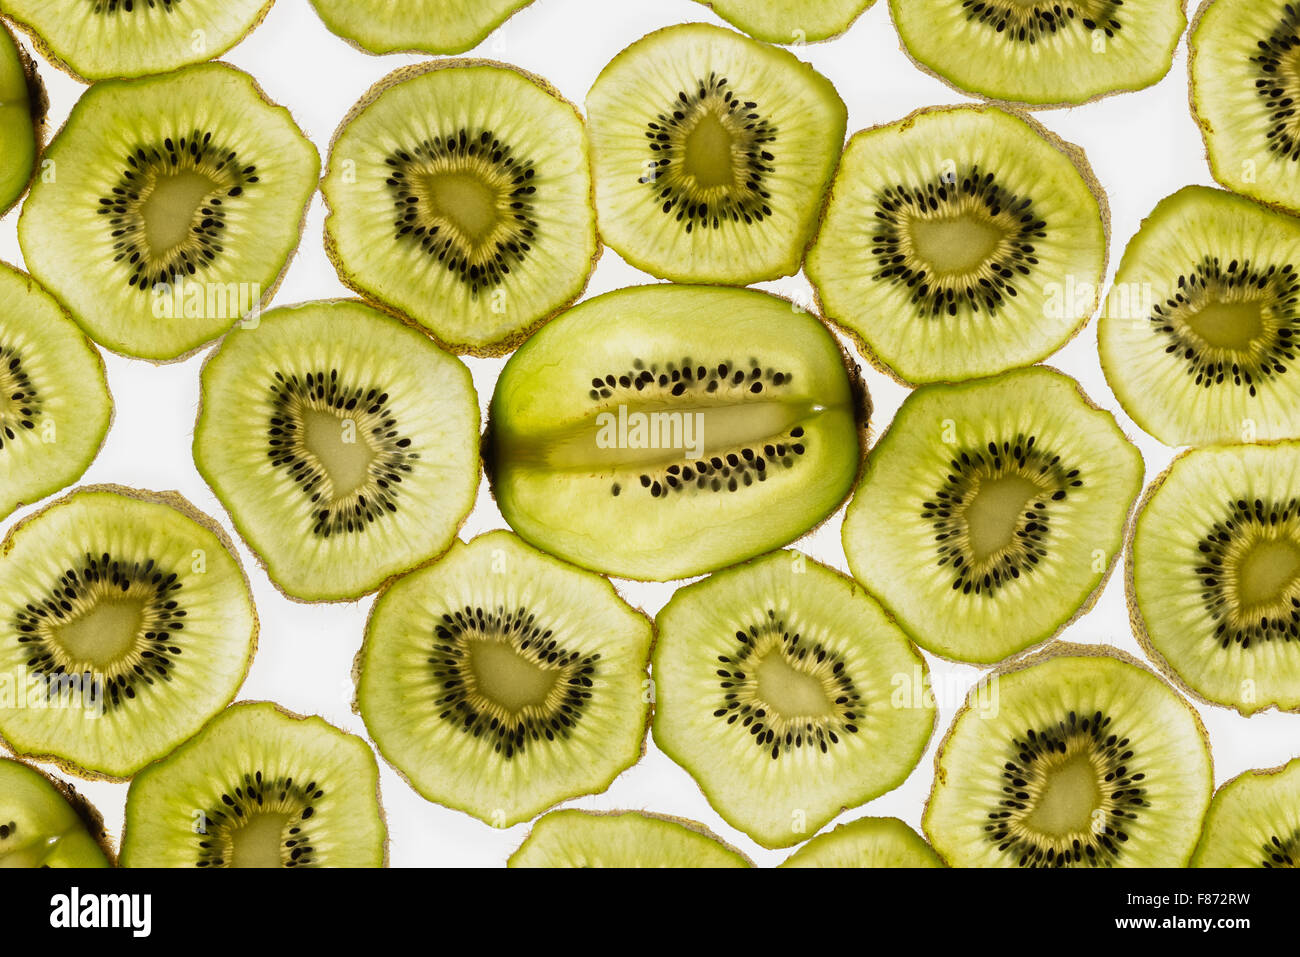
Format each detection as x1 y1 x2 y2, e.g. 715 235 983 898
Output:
508 809 752 867
843 366 1142 664
696 0 876 42
1193 758 1300 867
487 285 866 581
0 758 112 867
308 0 535 55
0 23 42 216
779 817 944 868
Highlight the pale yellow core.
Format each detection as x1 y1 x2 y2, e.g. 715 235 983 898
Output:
141 170 217 254
964 474 1041 564
54 599 144 669
1236 537 1300 609
301 409 375 497
420 172 500 243
755 652 833 718
468 640 560 714
908 214 1006 276
682 113 735 188
1024 753 1102 837
1184 300 1266 351
228 813 290 869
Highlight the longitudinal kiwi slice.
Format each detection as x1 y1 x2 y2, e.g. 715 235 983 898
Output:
0 262 112 522
1130 442 1300 714
1099 186 1300 445
0 486 257 779
308 0 535 55
696 0 876 43
508 810 752 868
19 63 319 361
653 550 934 849
779 817 944 868
807 105 1107 384
0 23 44 216
1192 758 1300 867
2 0 272 82
487 285 866 581
194 300 480 602
890 0 1186 106
322 60 597 355
357 531 653 827
0 757 113 867
586 23 846 284
924 644 1213 868
120 702 386 868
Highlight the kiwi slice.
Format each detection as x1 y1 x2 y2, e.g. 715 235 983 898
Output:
308 0 535 55
2 0 272 82
193 300 480 602
0 22 44 217
1130 441 1300 715
0 262 112 522
924 644 1214 868
653 550 935 850
508 810 752 868
779 817 944 868
1099 186 1300 445
0 757 113 867
356 531 653 827
842 366 1143 664
18 63 319 362
696 0 877 43
0 486 257 779
120 701 386 867
322 60 597 355
890 0 1187 106
487 285 866 581
585 23 847 284
1192 758 1300 867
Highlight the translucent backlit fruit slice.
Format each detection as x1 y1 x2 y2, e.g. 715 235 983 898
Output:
508 810 753 868
1192 758 1300 867
308 0 535 55
0 23 44 216
0 757 113 867
696 0 876 43
779 817 944 868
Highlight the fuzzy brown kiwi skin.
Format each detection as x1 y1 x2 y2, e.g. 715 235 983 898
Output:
0 20 47 219
807 104 1112 389
321 58 601 360
1 755 119 865
507 808 756 866
0 484 260 783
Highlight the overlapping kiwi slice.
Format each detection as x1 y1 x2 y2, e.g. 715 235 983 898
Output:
779 817 944 868
0 757 113 867
487 285 866 581
0 262 112 522
2 0 272 82
193 300 480 602
585 23 846 284
120 702 386 868
0 486 257 779
508 810 753 868
0 22 44 217
653 550 935 849
308 0 535 55
807 105 1108 384
356 531 654 827
890 0 1187 106
843 366 1142 664
1100 186 1300 445
18 63 319 361
322 60 597 355
696 0 877 43
1130 441 1300 714
924 644 1214 868
1192 758 1300 867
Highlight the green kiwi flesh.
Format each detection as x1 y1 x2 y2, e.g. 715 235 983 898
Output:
696 0 877 43
308 0 536 55
779 817 944 867
0 757 113 867
1192 758 1300 867
508 809 752 867
0 23 43 216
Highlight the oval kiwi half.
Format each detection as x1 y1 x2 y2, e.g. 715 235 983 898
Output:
1192 758 1300 867
308 0 536 55
508 809 753 868
0 757 113 867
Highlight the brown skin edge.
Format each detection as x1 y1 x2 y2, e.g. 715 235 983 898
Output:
507 808 756 866
2 754 119 865
0 19 48 218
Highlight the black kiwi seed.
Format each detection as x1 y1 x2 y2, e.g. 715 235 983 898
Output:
91 0 183 12
961 0 1124 45
0 345 41 449
1251 3 1300 162
194 772 324 868
0 821 14 840
1261 831 1300 867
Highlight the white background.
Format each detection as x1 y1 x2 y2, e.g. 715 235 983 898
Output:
1 0 1296 868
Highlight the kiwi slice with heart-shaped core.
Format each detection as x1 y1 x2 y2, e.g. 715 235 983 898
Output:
0 486 258 779
18 63 319 362
807 104 1108 384
1192 758 1300 867
843 366 1143 665
120 702 386 868
779 817 944 868
308 0 535 55
487 285 866 581
193 300 481 602
585 23 847 284
1100 186 1300 445
0 23 44 217
695 0 877 43
924 644 1214 868
322 60 597 355
356 531 654 828
508 810 753 868
0 757 113 867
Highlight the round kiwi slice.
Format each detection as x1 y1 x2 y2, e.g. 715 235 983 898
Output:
843 367 1143 665
807 105 1108 385
1099 185 1300 445
193 300 480 602
585 23 847 284
487 284 866 582
890 0 1187 106
0 757 113 867
2 0 272 82
120 701 386 868
695 0 877 43
308 0 535 55
356 531 654 827
779 817 944 868
508 809 753 868
18 63 319 362
1192 758 1300 867
0 486 258 779
1130 441 1300 715
322 60 597 356
924 644 1214 868
0 22 45 217
653 550 935 850
0 262 112 522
